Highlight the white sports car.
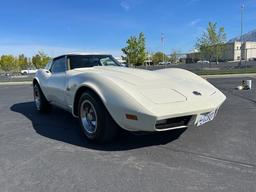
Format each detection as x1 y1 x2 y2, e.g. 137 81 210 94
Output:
33 53 226 142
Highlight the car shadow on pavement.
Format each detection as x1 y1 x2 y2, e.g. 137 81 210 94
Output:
11 102 187 151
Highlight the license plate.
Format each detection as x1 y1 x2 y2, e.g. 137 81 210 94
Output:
197 110 217 126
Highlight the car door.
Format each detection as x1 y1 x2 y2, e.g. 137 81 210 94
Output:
46 56 68 107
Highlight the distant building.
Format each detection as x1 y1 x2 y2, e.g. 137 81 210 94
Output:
186 50 200 63
222 41 242 61
226 29 256 61
186 41 256 63
222 41 256 61
144 59 153 66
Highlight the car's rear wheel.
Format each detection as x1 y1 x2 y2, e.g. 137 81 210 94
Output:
78 91 118 143
33 83 50 113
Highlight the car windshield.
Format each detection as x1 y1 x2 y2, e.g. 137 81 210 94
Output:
68 55 121 69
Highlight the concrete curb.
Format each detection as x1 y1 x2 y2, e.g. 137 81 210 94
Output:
202 73 256 79
0 81 32 85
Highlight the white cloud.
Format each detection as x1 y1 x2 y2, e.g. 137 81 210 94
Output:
120 0 144 11
120 1 131 11
189 19 201 26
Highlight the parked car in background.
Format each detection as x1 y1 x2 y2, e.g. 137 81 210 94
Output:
159 62 172 65
249 57 256 61
197 60 210 64
33 53 226 143
21 69 38 75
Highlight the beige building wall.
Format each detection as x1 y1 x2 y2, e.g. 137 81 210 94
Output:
244 42 256 60
229 41 256 61
234 41 242 61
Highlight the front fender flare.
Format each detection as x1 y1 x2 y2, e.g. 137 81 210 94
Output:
72 82 107 117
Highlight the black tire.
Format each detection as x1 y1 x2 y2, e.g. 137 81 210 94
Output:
78 91 118 143
33 83 51 113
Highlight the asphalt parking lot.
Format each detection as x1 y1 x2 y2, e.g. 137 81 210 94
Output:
0 77 255 192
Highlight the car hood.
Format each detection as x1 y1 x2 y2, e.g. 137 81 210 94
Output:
74 66 218 104
74 66 165 85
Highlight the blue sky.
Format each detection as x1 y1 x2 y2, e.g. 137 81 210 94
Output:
0 0 255 57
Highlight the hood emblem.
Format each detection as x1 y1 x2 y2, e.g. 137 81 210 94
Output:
193 91 202 96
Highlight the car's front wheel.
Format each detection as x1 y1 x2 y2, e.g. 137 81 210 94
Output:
33 83 50 113
78 91 118 143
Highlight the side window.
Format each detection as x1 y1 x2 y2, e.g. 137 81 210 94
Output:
51 57 66 73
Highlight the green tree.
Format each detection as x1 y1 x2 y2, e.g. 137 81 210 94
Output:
122 36 137 65
196 22 226 63
122 32 147 66
137 32 147 65
32 51 51 69
169 51 178 63
0 55 18 72
152 52 168 65
18 54 29 70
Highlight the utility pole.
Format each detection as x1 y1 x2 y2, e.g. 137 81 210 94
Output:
161 33 165 64
240 3 244 66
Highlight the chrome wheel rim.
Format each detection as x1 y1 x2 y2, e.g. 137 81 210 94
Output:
34 86 40 110
80 100 97 134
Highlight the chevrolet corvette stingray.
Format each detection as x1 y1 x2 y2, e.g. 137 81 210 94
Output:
33 53 226 142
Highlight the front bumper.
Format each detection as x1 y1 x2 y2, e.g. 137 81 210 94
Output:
117 91 226 132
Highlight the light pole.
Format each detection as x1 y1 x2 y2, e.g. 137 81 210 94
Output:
161 33 165 64
240 3 244 66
